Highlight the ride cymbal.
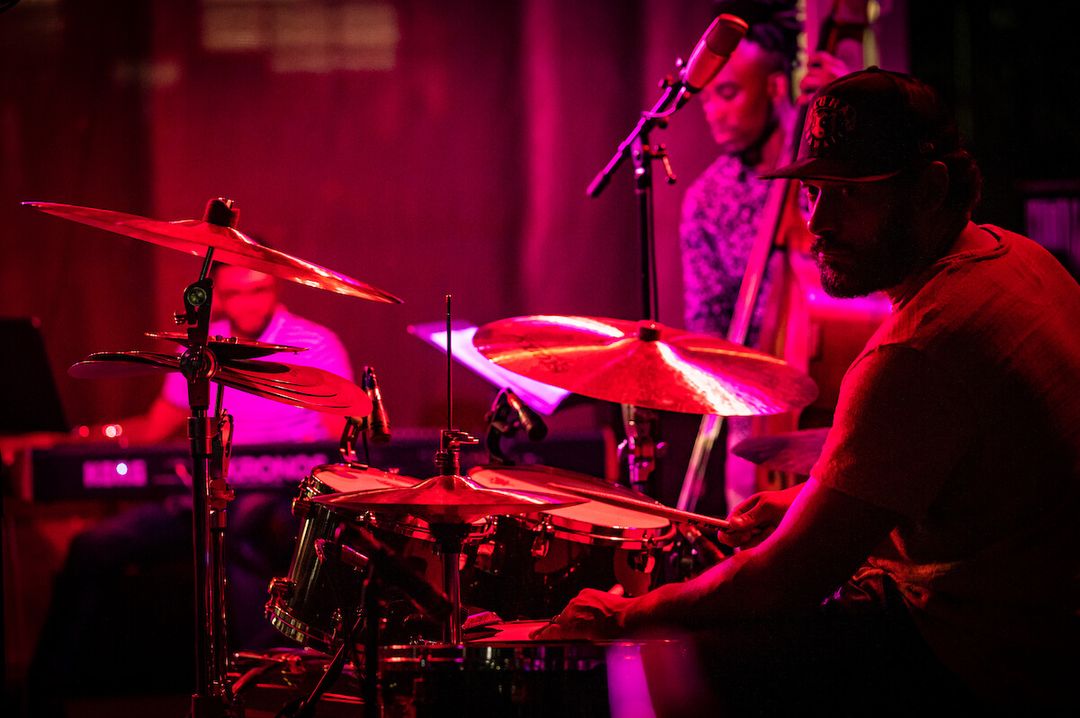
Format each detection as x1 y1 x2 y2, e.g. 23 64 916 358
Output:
473 315 817 416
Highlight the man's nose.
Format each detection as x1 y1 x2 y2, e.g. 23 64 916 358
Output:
806 194 835 237
703 98 726 122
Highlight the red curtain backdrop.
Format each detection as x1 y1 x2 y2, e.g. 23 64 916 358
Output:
1 0 724 432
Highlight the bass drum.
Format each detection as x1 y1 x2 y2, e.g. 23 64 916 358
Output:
466 465 676 619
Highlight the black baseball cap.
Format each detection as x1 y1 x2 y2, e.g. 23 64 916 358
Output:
762 67 960 182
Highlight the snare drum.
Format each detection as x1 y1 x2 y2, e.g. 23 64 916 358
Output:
466 466 676 618
267 464 419 649
268 465 494 648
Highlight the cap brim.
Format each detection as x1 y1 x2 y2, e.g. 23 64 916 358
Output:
761 156 902 183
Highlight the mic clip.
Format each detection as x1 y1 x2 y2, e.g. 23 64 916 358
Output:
484 388 548 465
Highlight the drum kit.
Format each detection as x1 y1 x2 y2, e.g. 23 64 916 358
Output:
24 197 823 717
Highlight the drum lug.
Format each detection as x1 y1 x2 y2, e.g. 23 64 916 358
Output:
267 577 294 601
629 550 655 573
291 495 311 519
630 536 656 573
531 522 553 559
474 541 498 573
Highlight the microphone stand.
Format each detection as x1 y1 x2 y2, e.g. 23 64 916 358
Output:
587 76 681 495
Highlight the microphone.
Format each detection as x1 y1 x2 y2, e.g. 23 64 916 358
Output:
503 389 547 442
318 530 452 621
362 366 391 444
675 14 749 108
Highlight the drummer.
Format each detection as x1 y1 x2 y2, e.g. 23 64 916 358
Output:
538 69 1080 712
110 257 353 444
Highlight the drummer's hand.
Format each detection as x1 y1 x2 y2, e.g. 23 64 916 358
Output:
530 589 632 641
717 484 804 548
798 51 852 102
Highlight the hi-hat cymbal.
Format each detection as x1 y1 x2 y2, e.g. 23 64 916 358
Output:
145 331 305 360
24 201 402 304
313 473 586 524
472 315 817 416
731 428 830 475
69 351 372 416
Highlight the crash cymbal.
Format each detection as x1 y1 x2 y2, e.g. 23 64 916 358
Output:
313 473 586 525
146 331 305 360
731 427 830 475
70 351 372 416
472 315 818 416
23 201 402 304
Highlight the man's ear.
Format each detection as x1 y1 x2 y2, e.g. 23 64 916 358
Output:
918 161 950 212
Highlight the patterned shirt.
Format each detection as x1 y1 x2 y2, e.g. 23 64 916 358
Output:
679 153 784 345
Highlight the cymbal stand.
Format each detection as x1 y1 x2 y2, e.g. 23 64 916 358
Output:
429 429 478 645
180 197 241 717
620 403 663 493
431 294 478 644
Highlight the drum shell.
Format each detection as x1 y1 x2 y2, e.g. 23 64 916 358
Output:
267 464 493 648
465 466 676 618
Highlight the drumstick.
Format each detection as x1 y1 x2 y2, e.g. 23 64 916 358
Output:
548 483 731 530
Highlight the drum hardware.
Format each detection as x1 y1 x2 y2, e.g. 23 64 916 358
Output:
620 403 663 493
26 197 397 717
337 416 368 466
484 387 548 465
530 519 554 559
629 538 657 574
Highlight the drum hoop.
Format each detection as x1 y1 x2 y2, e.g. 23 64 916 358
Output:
380 635 685 669
513 512 677 548
267 600 334 648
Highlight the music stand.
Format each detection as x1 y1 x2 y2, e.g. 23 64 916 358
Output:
0 317 69 434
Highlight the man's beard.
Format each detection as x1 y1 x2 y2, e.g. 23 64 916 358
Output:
814 214 922 298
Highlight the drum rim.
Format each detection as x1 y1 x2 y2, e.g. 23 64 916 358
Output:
469 464 675 546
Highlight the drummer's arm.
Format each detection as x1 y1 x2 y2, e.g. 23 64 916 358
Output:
622 478 900 630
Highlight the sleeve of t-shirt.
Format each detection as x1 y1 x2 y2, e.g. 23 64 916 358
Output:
285 328 354 383
161 369 188 409
811 343 976 520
